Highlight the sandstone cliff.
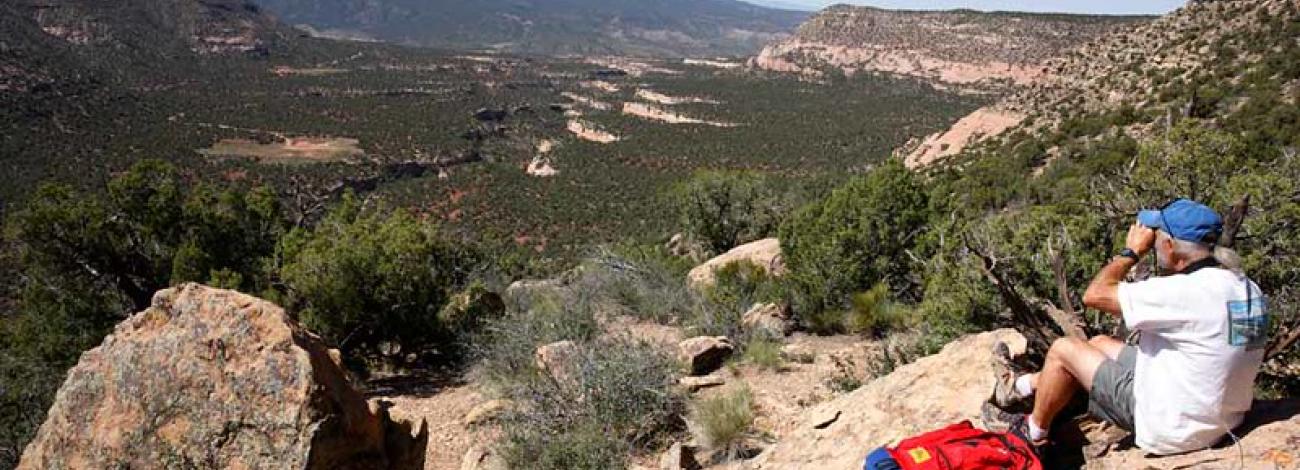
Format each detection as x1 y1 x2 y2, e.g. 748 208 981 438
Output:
18 284 428 469
900 0 1300 168
751 6 1144 89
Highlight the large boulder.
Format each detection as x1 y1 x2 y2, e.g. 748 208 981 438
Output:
687 238 785 289
18 284 427 470
747 329 1300 469
535 340 581 385
678 336 735 376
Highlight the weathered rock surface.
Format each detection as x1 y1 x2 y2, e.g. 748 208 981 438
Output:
679 374 727 393
18 283 427 470
687 238 785 289
678 336 735 376
741 302 795 337
535 340 581 384
745 329 1300 469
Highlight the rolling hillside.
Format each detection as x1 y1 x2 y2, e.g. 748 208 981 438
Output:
253 0 809 57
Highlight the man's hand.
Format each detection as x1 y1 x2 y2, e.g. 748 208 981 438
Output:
1125 223 1156 257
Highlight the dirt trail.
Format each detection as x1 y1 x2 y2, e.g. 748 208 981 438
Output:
368 376 497 470
622 102 736 127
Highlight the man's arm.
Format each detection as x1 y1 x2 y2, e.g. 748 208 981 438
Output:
1083 223 1155 317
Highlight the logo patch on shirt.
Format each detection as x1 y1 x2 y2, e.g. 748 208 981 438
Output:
1227 297 1268 349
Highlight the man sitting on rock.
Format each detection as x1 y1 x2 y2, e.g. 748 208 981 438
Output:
990 199 1268 456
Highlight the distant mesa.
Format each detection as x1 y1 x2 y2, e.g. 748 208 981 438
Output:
750 5 1147 90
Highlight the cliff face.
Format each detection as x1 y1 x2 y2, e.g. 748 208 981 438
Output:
900 0 1300 168
18 284 427 469
751 6 1146 89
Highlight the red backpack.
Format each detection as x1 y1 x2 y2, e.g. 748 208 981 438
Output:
885 421 1042 470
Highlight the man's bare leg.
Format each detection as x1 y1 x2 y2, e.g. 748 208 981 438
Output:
1025 334 1124 388
1026 336 1110 438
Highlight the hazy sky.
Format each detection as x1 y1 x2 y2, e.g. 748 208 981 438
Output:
749 0 1186 15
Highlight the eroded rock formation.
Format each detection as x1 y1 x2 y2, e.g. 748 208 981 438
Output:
18 283 427 470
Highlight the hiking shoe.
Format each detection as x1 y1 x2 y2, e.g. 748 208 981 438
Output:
980 400 1018 433
1006 413 1050 460
990 341 1033 411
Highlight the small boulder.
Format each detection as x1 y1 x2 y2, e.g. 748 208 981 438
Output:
659 442 702 470
535 340 581 384
678 336 734 376
687 238 785 289
462 399 513 426
742 302 795 337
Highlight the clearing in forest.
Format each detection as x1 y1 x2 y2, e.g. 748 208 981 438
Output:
198 137 364 163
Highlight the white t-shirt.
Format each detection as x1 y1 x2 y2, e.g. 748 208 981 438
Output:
1118 266 1267 455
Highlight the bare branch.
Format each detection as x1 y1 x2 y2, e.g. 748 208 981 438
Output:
1220 195 1250 248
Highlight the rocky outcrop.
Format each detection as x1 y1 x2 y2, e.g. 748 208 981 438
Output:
751 5 1144 89
687 238 786 289
678 336 735 376
18 283 427 470
746 329 1300 469
742 302 795 337
535 340 581 384
899 106 1025 168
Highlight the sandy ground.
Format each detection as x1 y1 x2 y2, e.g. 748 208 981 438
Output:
197 137 363 163
580 80 622 93
684 58 742 69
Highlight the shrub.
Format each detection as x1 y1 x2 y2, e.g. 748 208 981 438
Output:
845 282 909 336
778 160 930 317
277 193 477 362
690 386 756 459
479 279 686 470
742 336 784 371
672 171 788 255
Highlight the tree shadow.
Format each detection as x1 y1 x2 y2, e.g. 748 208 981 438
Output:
363 366 468 399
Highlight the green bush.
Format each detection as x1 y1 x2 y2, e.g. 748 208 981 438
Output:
672 171 789 255
277 193 477 362
845 282 909 336
778 160 930 316
690 385 756 459
742 336 783 371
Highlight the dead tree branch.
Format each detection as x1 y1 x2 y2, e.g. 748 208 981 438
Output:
1220 195 1250 248
965 236 1058 356
1047 229 1088 339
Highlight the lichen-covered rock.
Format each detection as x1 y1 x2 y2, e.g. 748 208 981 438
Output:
18 283 427 470
678 336 734 376
535 340 581 384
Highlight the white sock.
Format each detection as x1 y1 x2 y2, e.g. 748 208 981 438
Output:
1014 374 1035 397
1028 418 1048 442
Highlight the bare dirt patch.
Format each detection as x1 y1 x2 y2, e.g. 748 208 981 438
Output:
198 137 364 164
684 58 742 69
622 102 737 127
270 66 349 77
579 80 622 93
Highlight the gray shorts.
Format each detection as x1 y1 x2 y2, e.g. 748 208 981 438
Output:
1088 345 1136 431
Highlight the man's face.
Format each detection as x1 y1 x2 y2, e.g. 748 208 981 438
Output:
1154 231 1176 274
